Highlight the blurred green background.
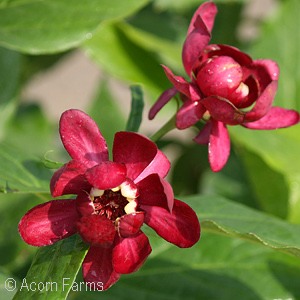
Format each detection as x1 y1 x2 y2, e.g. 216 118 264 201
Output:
1 0 300 299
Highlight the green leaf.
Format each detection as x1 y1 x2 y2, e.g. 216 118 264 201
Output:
236 145 289 219
68 233 300 300
0 270 20 300
0 142 51 194
154 0 246 12
0 46 21 139
230 125 300 223
13 235 88 300
186 194 300 258
0 193 43 269
126 85 144 132
0 0 149 54
249 0 300 111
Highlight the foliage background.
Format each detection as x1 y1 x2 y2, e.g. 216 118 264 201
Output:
1 0 300 299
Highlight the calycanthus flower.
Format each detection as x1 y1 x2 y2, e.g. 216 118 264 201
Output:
149 1 300 172
18 109 200 290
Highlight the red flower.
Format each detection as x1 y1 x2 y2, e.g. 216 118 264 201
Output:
18 109 200 290
149 1 299 172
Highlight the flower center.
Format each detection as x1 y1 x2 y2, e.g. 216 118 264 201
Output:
90 180 139 221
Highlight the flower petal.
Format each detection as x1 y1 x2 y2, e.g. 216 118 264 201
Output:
201 96 245 125
182 18 211 76
162 65 191 96
194 121 212 145
113 132 158 181
112 231 152 274
208 120 230 172
149 87 178 120
50 160 90 197
252 59 279 91
82 245 120 291
244 81 278 122
243 107 300 129
142 199 200 248
134 149 171 183
18 199 79 247
77 215 116 246
85 161 127 190
138 173 174 212
59 109 108 166
176 100 206 129
76 192 95 216
117 212 145 238
187 1 218 35
210 44 253 66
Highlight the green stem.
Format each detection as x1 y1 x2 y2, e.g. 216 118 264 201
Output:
150 115 177 142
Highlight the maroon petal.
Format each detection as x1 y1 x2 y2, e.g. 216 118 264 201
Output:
208 120 231 172
85 161 127 190
182 16 211 76
162 65 191 96
112 231 152 274
76 192 95 216
245 81 278 122
243 107 300 129
187 1 218 35
176 100 206 129
134 149 170 183
50 160 90 197
82 245 120 291
149 87 178 120
213 44 253 67
18 199 79 247
113 132 158 181
142 199 200 248
59 109 108 166
194 121 212 145
202 96 245 125
117 212 145 238
138 173 174 212
77 215 116 246
253 59 279 81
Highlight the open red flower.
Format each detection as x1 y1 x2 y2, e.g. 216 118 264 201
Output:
149 1 299 172
18 109 200 290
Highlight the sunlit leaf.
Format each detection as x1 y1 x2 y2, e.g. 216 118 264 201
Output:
0 0 149 54
13 235 88 300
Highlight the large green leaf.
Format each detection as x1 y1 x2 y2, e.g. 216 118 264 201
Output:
230 125 300 223
186 194 300 257
68 233 300 300
13 235 88 300
236 145 289 219
0 104 56 194
0 142 51 194
0 0 148 54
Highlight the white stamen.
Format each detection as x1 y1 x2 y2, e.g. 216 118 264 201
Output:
124 200 137 214
120 181 138 199
111 186 120 192
90 187 104 197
